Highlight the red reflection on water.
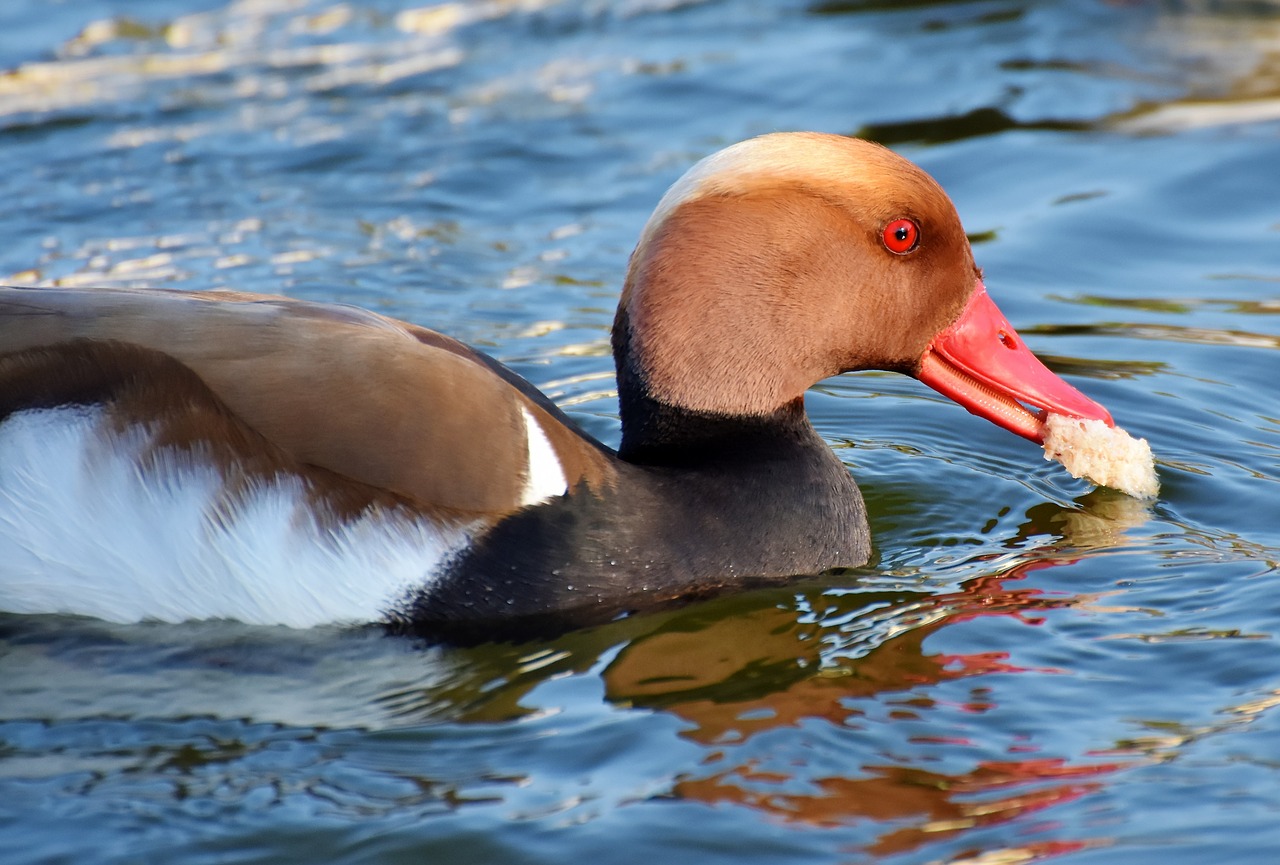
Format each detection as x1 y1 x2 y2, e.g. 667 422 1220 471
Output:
605 560 1076 746
604 557 1131 860
674 755 1127 858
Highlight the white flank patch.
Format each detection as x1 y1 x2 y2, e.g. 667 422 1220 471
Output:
1042 414 1160 500
0 407 475 627
519 405 567 507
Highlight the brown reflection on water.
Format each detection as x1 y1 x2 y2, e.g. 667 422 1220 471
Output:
601 557 1135 858
603 562 1075 747
675 758 1118 860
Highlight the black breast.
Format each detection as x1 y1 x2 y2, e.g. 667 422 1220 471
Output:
396 401 869 642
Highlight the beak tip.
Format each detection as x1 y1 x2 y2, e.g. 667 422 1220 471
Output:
920 282 1119 443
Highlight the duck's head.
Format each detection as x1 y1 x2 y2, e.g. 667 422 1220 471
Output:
612 132 1111 454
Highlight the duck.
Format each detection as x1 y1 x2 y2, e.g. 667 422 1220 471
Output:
0 132 1114 641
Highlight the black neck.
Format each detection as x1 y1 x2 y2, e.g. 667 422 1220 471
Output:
612 305 818 465
617 392 817 467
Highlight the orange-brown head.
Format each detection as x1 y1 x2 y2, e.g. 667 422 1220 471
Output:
612 132 1110 455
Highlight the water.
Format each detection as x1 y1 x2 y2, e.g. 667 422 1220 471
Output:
0 0 1278 862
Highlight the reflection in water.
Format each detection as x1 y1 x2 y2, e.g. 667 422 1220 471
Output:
1111 681 1280 764
605 565 1073 744
855 106 1090 146
1013 486 1156 549
674 761 1114 860
1112 0 1280 133
1039 352 1167 381
1031 320 1280 350
825 0 1280 142
1053 293 1280 315
603 557 1131 858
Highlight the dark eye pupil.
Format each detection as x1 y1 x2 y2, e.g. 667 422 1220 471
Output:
883 218 919 254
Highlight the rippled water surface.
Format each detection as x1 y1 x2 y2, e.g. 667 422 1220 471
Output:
2 0 1279 862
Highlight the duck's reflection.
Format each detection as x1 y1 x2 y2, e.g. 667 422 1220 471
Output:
600 560 1118 852
674 758 1116 860
603 564 1062 742
594 491 1151 851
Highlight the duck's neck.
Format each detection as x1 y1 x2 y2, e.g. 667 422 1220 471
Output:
613 306 818 465
617 389 818 468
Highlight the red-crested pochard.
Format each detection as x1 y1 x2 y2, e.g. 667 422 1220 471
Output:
0 132 1114 640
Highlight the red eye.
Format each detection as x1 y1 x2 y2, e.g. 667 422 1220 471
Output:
882 218 920 254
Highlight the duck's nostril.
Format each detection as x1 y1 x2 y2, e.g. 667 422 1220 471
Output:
998 330 1016 349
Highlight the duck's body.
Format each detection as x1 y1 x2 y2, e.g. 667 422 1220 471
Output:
0 133 1113 638
0 289 864 636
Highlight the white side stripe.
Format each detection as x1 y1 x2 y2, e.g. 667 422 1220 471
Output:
519 405 568 507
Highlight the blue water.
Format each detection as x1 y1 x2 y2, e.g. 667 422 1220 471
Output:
1 0 1279 862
